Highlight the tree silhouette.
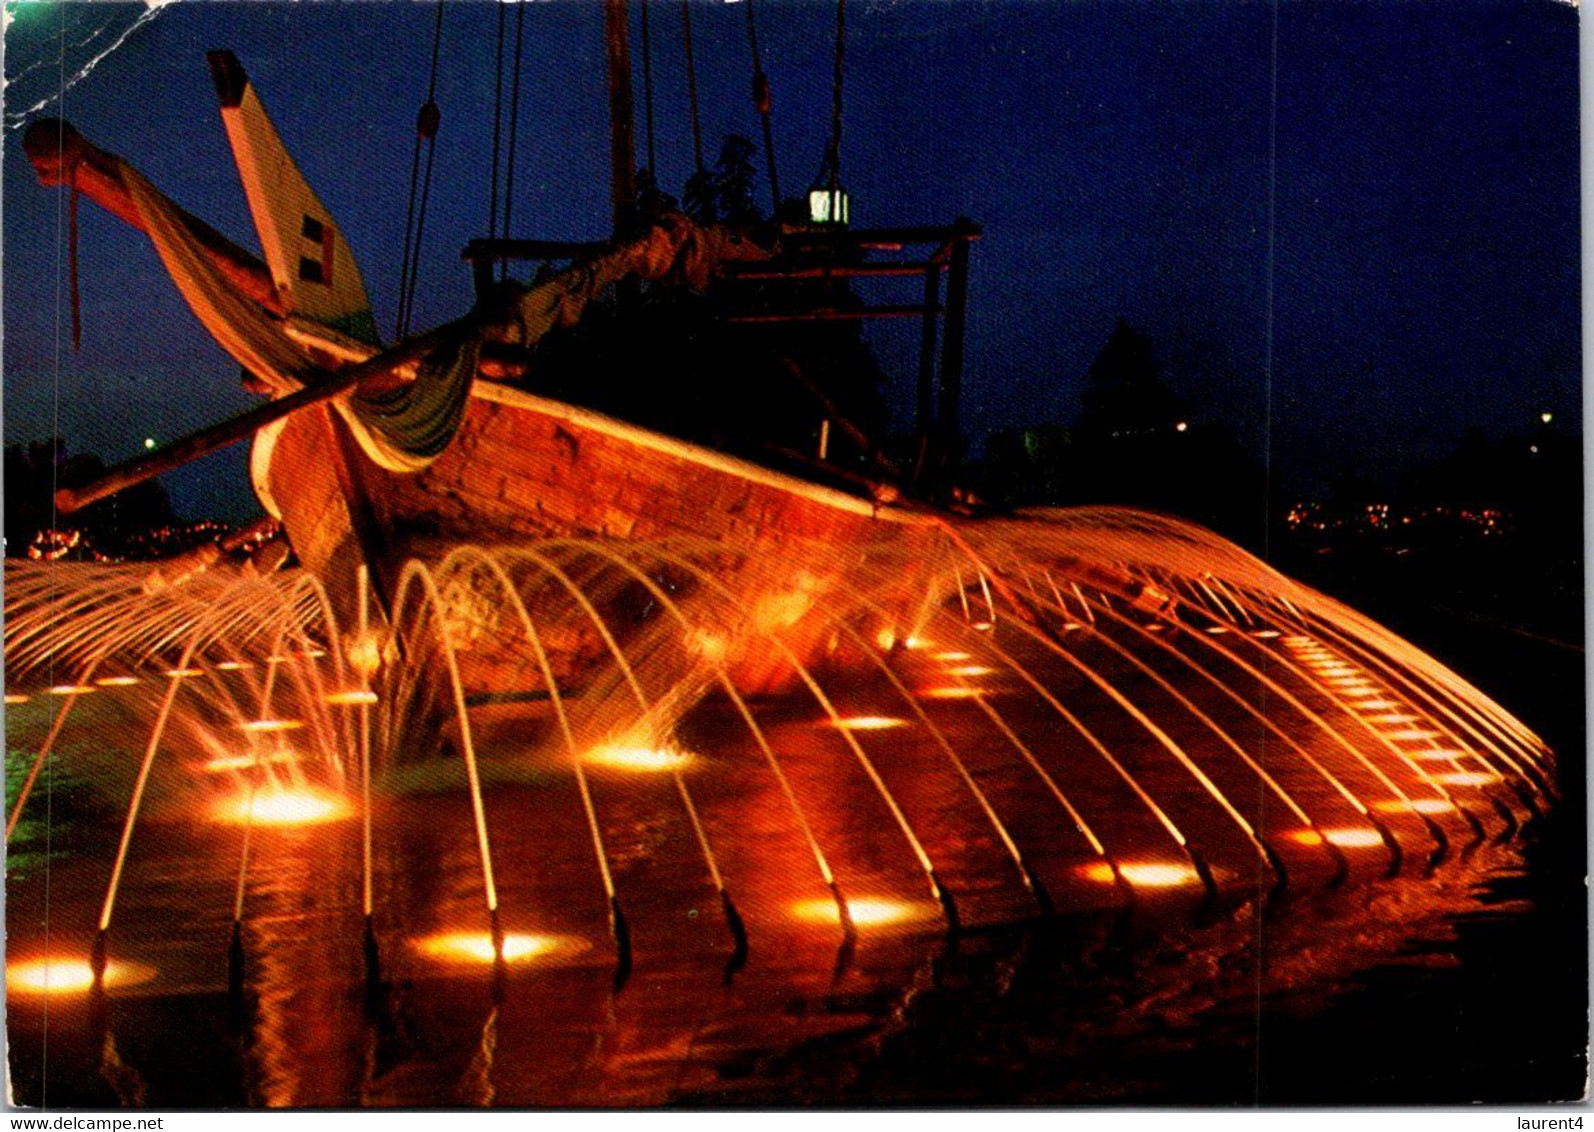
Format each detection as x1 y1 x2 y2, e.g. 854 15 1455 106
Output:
1076 319 1187 443
976 320 1264 545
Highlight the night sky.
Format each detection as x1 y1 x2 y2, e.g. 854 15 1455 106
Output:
3 0 1581 523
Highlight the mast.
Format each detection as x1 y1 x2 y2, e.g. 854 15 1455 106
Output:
604 0 638 235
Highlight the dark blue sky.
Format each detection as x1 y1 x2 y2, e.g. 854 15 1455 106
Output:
4 0 1580 521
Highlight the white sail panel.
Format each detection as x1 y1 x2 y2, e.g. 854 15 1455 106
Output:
208 50 378 345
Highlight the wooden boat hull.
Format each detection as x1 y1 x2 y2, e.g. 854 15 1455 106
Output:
254 380 944 696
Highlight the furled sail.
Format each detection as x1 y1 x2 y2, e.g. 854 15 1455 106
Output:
61 127 768 474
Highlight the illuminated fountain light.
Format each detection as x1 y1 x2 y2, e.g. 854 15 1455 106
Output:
6 956 156 997
1435 771 1496 787
299 647 328 660
1411 749 1470 761
830 715 909 732
94 675 142 687
163 667 204 680
1386 729 1442 742
1250 629 1281 639
931 651 972 662
47 684 97 697
325 689 380 706
585 744 695 773
689 629 728 662
1079 860 1199 888
4 692 30 704
1363 713 1419 725
874 628 899 651
946 665 996 677
1375 798 1454 816
413 931 582 966
791 897 924 928
1287 827 1385 849
922 686 982 700
1062 622 1084 631
202 752 299 774
903 636 930 650
265 655 289 666
211 787 353 827
970 621 994 632
1350 698 1399 709
1203 625 1230 635
346 631 385 675
214 660 253 672
237 718 306 734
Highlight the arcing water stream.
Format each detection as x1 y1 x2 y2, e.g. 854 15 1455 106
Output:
3 507 1559 1105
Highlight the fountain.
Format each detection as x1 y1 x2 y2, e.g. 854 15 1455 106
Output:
4 506 1556 1105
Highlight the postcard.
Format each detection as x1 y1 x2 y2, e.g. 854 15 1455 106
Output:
3 0 1584 1110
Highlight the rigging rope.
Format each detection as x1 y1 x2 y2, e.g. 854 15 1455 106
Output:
640 0 657 177
487 2 507 249
743 0 781 214
500 0 527 281
395 0 445 341
820 0 847 195
680 0 705 176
